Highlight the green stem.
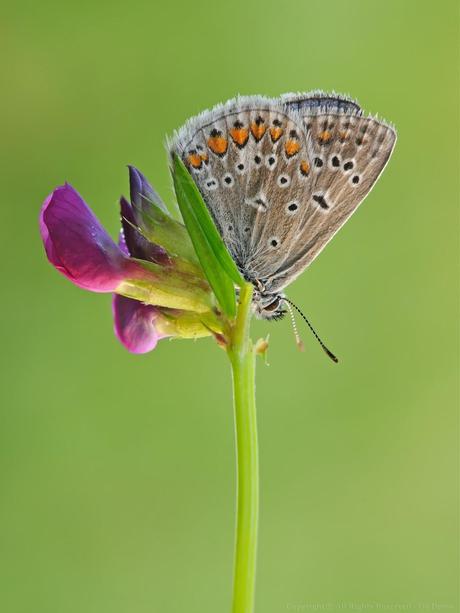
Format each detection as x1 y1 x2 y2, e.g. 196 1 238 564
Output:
228 283 258 613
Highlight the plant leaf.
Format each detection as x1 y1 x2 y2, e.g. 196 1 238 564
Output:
172 154 244 317
172 155 245 287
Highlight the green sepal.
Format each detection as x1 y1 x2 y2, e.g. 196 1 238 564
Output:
131 195 199 265
121 215 204 279
116 260 212 313
155 309 223 340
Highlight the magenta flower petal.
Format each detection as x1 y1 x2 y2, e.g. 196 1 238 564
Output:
128 165 168 214
40 183 141 292
40 181 213 313
112 294 167 353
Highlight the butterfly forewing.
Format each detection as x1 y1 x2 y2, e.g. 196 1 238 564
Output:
265 110 396 292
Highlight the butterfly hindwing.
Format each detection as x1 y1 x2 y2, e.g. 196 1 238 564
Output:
281 90 362 115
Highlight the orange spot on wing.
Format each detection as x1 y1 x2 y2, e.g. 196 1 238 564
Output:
229 127 249 148
250 122 266 141
207 136 228 156
300 160 310 176
187 152 203 169
200 153 209 164
338 130 348 141
284 139 301 158
270 126 283 142
318 130 333 143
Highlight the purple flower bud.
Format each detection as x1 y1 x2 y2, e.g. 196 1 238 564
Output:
112 295 167 354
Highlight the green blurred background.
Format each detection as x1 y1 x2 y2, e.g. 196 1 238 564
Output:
1 1 458 611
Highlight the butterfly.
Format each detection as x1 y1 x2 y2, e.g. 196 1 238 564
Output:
168 91 396 325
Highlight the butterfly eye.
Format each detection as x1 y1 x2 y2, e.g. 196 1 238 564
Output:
277 174 291 188
263 297 281 312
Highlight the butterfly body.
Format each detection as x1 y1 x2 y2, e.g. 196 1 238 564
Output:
168 92 396 319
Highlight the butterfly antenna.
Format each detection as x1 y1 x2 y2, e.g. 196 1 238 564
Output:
284 301 305 352
283 298 339 363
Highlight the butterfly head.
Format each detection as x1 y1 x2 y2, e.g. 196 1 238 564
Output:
252 289 286 321
251 284 339 362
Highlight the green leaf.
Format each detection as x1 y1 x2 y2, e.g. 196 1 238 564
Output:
173 155 245 287
172 154 244 317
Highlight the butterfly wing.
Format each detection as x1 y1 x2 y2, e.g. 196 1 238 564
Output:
263 101 396 292
168 96 312 282
281 90 362 115
168 93 396 292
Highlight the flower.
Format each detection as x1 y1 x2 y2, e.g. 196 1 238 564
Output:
39 166 223 353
